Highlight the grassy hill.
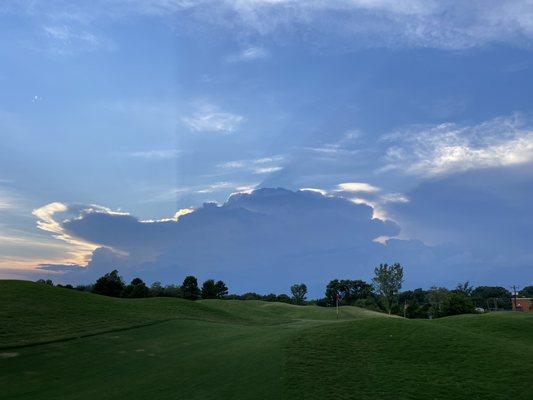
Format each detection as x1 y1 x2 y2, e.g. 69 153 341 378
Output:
1 280 532 400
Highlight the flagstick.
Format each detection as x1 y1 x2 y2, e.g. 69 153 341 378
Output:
336 295 339 319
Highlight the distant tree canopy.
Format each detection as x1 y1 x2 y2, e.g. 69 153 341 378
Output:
325 279 373 306
519 286 533 298
453 281 474 296
441 292 475 316
372 263 404 315
290 283 308 305
92 269 125 297
40 266 522 319
201 279 229 299
122 277 150 298
471 286 511 309
181 275 201 300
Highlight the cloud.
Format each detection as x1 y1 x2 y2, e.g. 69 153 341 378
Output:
183 104 244 133
129 149 179 159
8 1 533 51
31 188 406 292
42 24 111 54
196 181 234 194
299 187 327 196
31 202 127 265
381 114 533 177
218 155 285 175
388 164 533 269
336 182 380 193
24 186 532 293
253 166 283 174
225 46 269 62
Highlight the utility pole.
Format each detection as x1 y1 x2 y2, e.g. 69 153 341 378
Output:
511 285 519 311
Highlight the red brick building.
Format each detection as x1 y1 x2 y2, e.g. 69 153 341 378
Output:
512 298 533 312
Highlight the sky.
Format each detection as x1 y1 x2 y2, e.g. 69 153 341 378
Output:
1 1 532 296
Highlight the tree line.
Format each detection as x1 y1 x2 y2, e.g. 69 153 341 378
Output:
37 262 533 318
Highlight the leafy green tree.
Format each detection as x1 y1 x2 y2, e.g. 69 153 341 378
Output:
453 281 473 296
519 286 533 298
181 275 200 300
150 281 165 297
290 283 308 305
372 263 404 315
400 288 430 318
214 280 228 298
122 277 150 298
163 284 182 298
201 279 229 299
201 279 217 299
471 286 511 310
324 279 373 306
325 279 342 306
92 270 125 297
441 293 475 316
263 293 277 302
276 294 291 303
427 286 449 318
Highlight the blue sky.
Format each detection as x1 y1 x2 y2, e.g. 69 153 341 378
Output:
1 1 532 295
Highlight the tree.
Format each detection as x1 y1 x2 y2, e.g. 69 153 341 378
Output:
201 279 228 299
372 263 404 315
36 279 53 286
201 279 217 299
92 270 125 297
325 279 342 306
427 286 449 318
181 275 200 300
471 286 511 310
454 281 473 296
519 286 533 298
325 279 373 306
150 281 165 297
214 280 228 298
122 277 150 298
290 283 308 305
441 293 475 316
276 294 291 303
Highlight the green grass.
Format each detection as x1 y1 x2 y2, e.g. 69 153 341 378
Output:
1 280 532 400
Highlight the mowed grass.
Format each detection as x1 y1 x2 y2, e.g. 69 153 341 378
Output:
1 280 532 400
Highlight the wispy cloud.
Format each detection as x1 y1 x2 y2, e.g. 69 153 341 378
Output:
253 166 283 174
129 149 179 159
183 104 244 133
42 24 111 54
218 155 285 175
225 46 269 62
381 114 533 177
8 1 533 51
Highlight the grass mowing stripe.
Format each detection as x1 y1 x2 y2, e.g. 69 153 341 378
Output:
283 316 533 400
